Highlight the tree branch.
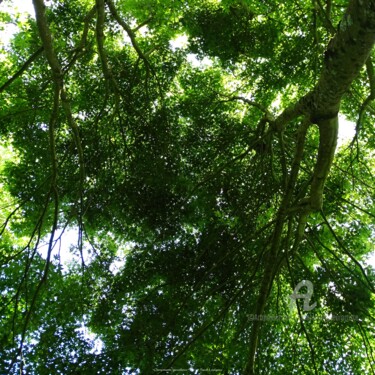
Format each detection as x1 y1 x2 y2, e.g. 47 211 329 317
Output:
278 0 375 211
316 0 335 35
63 6 96 74
95 0 112 81
353 57 375 141
320 211 375 293
0 47 43 94
244 118 310 374
286 250 319 375
231 96 274 121
245 2 375 371
33 0 85 198
105 0 150 68
95 0 121 113
309 115 338 210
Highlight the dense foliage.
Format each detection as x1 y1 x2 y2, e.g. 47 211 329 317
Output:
1 0 375 374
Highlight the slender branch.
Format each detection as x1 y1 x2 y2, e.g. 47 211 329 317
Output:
326 187 375 219
286 251 318 375
320 211 375 293
95 0 113 81
6 77 61 374
244 118 310 374
95 0 121 114
167 277 253 369
309 115 338 210
33 0 85 200
354 95 373 138
316 0 335 34
63 6 96 73
0 47 43 93
78 6 97 50
284 120 311 213
307 230 373 293
133 15 153 32
353 57 375 141
366 57 375 98
333 161 375 191
44 84 60 269
358 323 375 375
277 130 288 190
244 218 285 374
8 4 87 369
231 96 274 121
105 0 150 68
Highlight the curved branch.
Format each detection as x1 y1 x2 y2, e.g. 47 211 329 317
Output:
63 6 96 74
231 96 274 121
95 0 121 112
105 0 151 68
309 116 338 210
33 0 85 197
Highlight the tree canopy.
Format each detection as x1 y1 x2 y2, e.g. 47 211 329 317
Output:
1 0 375 373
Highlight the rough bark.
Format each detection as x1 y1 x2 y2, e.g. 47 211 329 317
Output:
311 0 375 119
305 0 375 210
